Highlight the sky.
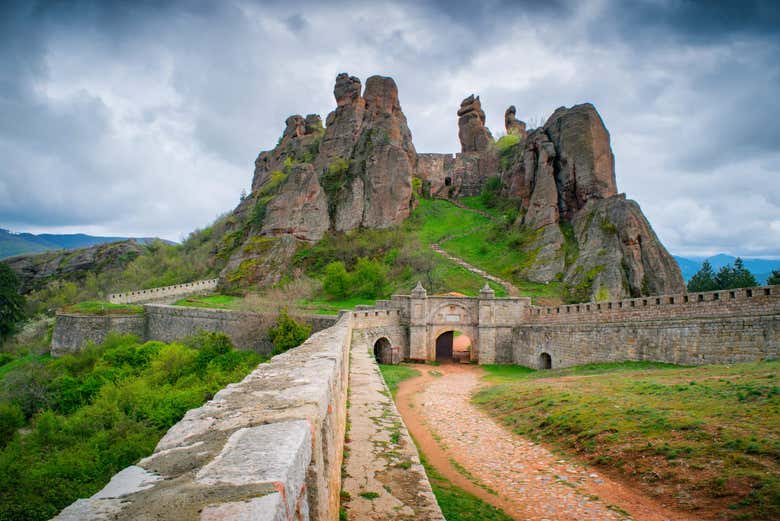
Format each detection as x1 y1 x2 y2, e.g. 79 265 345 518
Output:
1 0 779 257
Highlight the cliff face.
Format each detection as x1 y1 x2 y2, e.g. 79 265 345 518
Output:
219 73 417 287
219 73 683 301
494 103 682 300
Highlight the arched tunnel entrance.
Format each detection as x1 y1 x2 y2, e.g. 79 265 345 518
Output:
539 352 552 370
373 337 392 364
435 330 472 363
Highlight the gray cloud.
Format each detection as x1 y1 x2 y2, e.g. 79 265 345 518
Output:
0 0 778 256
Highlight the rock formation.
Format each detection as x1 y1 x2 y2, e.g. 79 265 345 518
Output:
218 73 682 301
495 103 682 299
504 105 527 138
219 73 417 288
457 95 493 153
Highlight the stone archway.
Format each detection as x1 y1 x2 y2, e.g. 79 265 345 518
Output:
435 330 473 363
539 352 552 369
374 337 392 364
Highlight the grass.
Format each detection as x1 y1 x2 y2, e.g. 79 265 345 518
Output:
474 360 780 520
378 364 420 397
296 296 378 315
408 199 560 302
173 294 242 309
62 301 144 315
420 452 514 521
0 353 51 380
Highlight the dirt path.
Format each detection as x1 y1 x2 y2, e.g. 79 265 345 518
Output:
396 363 700 521
342 342 443 520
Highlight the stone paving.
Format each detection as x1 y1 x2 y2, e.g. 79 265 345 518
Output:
414 365 695 521
342 342 443 520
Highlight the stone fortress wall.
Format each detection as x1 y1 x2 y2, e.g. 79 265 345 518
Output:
108 279 219 304
51 303 337 356
55 313 354 521
346 283 779 369
50 284 777 519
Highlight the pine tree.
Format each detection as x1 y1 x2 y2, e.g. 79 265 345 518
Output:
768 269 780 285
729 257 757 289
687 260 717 292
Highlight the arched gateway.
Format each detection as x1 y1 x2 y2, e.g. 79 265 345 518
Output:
350 282 532 365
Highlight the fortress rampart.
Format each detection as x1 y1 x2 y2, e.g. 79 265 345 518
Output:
55 313 354 521
108 279 219 304
51 304 337 356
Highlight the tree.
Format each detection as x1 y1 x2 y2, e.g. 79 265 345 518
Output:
268 308 312 355
0 263 25 343
687 260 717 292
728 257 758 289
352 257 389 299
768 269 780 285
322 261 350 299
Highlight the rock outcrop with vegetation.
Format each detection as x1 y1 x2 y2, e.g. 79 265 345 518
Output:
5 72 682 304
218 73 418 288
490 102 683 300
214 73 682 300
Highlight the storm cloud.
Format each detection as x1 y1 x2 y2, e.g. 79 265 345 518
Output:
1 0 778 256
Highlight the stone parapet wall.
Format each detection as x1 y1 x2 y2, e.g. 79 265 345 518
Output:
528 285 778 325
513 315 779 369
108 279 219 304
51 313 146 357
144 304 337 354
54 313 354 521
51 304 338 356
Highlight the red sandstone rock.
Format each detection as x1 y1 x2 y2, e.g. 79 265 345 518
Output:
458 95 494 153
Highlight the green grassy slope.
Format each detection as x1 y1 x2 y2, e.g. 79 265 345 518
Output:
474 361 780 520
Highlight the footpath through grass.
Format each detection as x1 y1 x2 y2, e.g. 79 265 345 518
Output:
474 361 780 520
408 199 560 301
377 364 514 520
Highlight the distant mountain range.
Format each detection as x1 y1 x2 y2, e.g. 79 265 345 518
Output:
673 254 780 284
0 228 170 259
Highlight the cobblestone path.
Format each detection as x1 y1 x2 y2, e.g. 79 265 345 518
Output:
397 364 699 521
342 342 444 520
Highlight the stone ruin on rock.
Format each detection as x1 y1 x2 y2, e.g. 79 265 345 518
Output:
217 72 684 302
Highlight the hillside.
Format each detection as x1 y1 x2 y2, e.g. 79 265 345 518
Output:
674 254 780 284
212 73 683 303
0 228 167 260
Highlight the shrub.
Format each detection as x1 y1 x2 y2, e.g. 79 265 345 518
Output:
323 261 351 299
268 308 312 355
0 402 24 446
495 134 521 171
0 263 26 343
480 176 504 209
352 258 389 299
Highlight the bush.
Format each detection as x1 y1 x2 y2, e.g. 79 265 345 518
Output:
495 133 521 171
0 402 24 446
352 258 389 299
480 176 503 209
0 332 262 520
0 263 25 344
323 261 351 299
268 308 312 355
